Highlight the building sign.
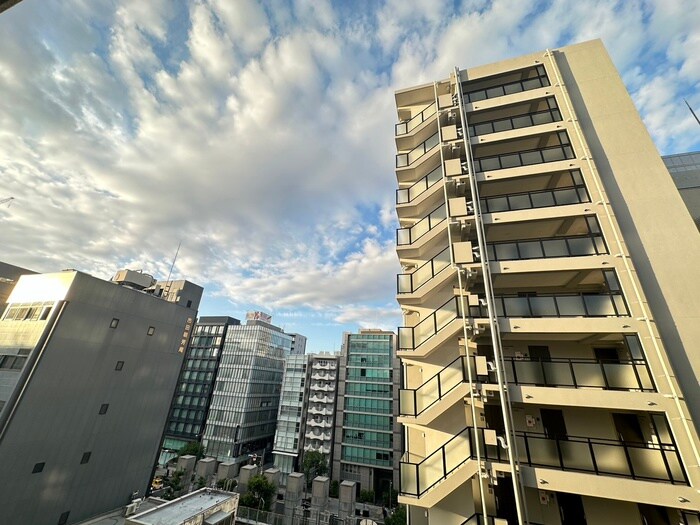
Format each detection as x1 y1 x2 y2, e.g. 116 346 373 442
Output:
246 311 272 323
178 316 194 353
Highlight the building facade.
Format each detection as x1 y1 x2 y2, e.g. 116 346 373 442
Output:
663 151 700 230
394 40 700 524
290 333 308 355
0 270 201 525
201 314 294 470
160 316 241 464
332 330 400 499
302 353 338 465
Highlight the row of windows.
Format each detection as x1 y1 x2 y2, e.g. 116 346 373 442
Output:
171 408 204 421
345 397 392 414
3 302 53 321
346 368 392 382
195 324 226 335
345 383 392 398
341 446 392 467
185 358 217 371
173 395 208 408
343 429 393 449
347 355 391 367
0 355 26 370
168 421 202 436
344 413 393 431
110 318 155 336
32 450 92 474
181 370 214 382
189 335 223 347
179 383 211 395
187 347 219 358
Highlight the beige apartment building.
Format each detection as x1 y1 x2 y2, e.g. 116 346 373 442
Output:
393 40 700 525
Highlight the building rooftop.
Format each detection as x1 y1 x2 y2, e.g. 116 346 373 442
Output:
129 489 234 525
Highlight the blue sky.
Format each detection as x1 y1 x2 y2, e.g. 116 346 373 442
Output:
1 0 699 352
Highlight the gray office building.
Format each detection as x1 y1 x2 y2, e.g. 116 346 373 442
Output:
663 151 700 229
160 316 241 465
201 313 295 471
0 269 201 525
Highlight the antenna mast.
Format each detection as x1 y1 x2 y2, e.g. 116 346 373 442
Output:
685 99 700 127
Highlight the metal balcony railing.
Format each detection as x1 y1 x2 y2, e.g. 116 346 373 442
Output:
482 430 688 485
464 66 550 103
469 106 562 137
486 232 608 261
397 246 451 294
396 203 447 246
468 291 629 318
398 297 463 351
499 356 655 392
396 132 439 168
396 102 437 136
480 182 589 214
473 142 575 172
396 165 443 205
400 427 473 497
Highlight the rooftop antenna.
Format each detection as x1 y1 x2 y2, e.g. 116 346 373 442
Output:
684 99 700 127
165 241 182 284
0 197 14 207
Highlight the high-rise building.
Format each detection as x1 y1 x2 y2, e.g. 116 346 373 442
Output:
159 316 241 464
0 269 201 525
332 330 400 499
273 353 309 483
201 313 296 472
663 151 700 229
394 40 700 524
290 333 308 355
302 353 338 466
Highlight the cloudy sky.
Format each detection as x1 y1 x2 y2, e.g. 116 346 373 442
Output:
1 0 699 352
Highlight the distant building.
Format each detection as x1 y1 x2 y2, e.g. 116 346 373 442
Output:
301 353 338 467
0 269 201 525
201 313 301 472
290 332 308 355
663 151 700 229
159 316 241 465
126 488 238 525
332 330 400 498
0 0 22 14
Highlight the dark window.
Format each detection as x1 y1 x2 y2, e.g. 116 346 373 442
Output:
147 326 155 336
99 404 109 415
186 300 192 308
32 462 45 473
58 511 70 525
110 318 119 329
115 361 124 371
80 452 91 464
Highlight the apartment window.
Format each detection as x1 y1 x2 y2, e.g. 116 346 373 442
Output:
110 318 119 329
58 511 70 525
80 452 91 464
32 462 45 473
147 326 155 336
115 361 124 371
99 404 109 415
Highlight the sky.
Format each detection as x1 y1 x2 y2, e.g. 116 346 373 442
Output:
1 0 699 353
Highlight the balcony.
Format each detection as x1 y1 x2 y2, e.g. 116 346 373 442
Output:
486 232 608 262
396 102 437 136
483 430 688 485
480 179 590 214
305 430 332 441
400 427 473 498
396 203 447 246
469 105 562 138
398 297 463 352
397 246 452 295
469 291 629 318
473 141 575 173
499 355 655 392
396 165 443 205
306 419 333 429
463 65 550 104
396 132 439 168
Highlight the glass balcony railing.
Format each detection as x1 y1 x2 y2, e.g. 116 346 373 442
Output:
469 106 562 137
396 132 440 168
481 430 688 485
398 297 463 351
468 291 629 318
396 203 447 246
473 142 575 172
397 247 451 294
486 232 608 261
400 427 473 497
396 165 443 205
480 182 589 214
396 102 437 136
499 356 654 392
464 66 550 103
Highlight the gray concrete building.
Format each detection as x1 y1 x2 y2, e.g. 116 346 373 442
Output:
663 151 700 229
332 330 400 500
0 269 201 525
290 332 308 355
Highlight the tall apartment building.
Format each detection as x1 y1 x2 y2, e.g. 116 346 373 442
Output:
0 270 201 525
332 330 400 499
302 353 338 464
663 151 700 229
393 40 700 525
201 313 295 471
159 316 241 464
